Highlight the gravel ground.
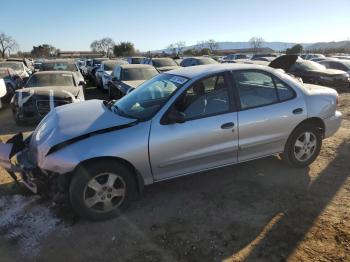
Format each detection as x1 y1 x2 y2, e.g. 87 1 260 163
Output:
0 87 349 262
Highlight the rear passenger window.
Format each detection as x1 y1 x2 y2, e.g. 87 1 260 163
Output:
232 71 278 109
274 77 295 101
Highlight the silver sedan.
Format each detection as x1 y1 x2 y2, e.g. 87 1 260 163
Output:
0 64 342 220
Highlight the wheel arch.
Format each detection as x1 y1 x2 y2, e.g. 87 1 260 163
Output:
71 156 145 196
292 117 325 138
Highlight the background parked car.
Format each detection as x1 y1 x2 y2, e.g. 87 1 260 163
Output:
0 67 23 103
251 53 278 60
300 54 325 60
7 57 34 72
142 57 180 72
95 59 128 90
11 71 85 124
87 58 108 83
319 59 350 75
0 61 32 79
180 57 219 67
270 55 350 87
0 78 7 109
108 64 158 99
40 59 85 86
222 53 248 62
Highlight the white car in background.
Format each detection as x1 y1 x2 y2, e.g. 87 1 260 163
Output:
95 59 128 90
0 78 6 109
0 61 31 78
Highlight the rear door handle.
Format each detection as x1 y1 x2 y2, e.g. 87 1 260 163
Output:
221 122 235 129
293 108 303 114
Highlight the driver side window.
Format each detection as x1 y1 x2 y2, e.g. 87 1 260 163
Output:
175 74 230 120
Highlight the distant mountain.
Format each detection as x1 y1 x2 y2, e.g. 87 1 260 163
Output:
153 40 349 53
305 40 350 50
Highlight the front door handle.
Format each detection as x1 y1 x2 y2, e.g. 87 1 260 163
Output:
221 122 235 129
293 108 303 114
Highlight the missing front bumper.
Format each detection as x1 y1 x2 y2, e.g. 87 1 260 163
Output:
0 133 39 193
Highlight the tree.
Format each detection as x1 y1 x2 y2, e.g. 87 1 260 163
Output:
286 44 303 55
113 42 136 57
196 40 206 51
167 41 186 56
90 37 115 57
166 43 177 55
249 36 265 53
183 48 196 56
207 39 218 54
175 41 186 55
31 44 57 58
0 32 19 58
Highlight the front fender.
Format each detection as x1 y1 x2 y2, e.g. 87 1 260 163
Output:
39 121 154 185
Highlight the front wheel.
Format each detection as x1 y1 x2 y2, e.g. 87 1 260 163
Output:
69 160 137 221
283 124 322 167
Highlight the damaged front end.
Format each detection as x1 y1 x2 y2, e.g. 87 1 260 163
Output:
0 133 51 194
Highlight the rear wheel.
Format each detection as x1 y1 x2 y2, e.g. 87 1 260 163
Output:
283 124 322 167
69 160 137 221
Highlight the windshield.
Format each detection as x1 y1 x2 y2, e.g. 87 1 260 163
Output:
0 62 23 71
153 58 177 67
112 74 188 120
297 61 326 71
122 68 158 81
41 62 78 71
197 58 218 65
26 73 75 87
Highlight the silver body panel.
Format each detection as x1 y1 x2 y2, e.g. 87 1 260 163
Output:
1 64 342 188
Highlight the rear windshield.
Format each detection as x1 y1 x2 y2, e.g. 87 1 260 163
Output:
122 68 158 81
26 73 75 87
152 58 177 67
196 58 218 65
41 62 78 71
131 58 143 64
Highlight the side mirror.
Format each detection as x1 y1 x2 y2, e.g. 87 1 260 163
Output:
165 110 186 124
78 80 86 86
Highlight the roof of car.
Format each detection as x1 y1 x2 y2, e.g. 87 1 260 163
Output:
42 59 75 64
32 70 75 75
119 64 155 69
165 64 273 79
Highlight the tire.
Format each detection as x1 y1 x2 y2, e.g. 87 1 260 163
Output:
69 160 137 221
108 85 113 99
283 123 322 167
12 105 25 126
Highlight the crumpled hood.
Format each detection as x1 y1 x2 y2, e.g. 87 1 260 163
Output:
121 80 146 88
18 86 81 98
31 99 136 162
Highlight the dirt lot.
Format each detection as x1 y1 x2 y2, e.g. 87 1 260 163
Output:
0 87 349 262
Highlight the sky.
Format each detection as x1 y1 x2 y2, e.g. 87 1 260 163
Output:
1 0 350 52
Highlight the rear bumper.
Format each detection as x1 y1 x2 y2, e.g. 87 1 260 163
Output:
324 111 342 138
